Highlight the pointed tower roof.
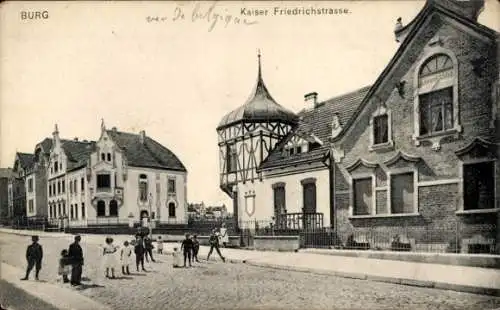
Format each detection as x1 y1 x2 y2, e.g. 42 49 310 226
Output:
217 52 298 130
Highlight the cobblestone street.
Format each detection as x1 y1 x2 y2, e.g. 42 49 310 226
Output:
1 233 500 310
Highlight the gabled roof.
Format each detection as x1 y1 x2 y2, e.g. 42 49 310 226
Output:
16 152 35 170
36 138 53 155
107 130 187 172
259 86 370 170
217 54 299 130
61 139 96 171
330 0 497 143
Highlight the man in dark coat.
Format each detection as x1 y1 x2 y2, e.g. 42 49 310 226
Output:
68 235 84 286
134 234 147 272
21 235 43 281
207 229 225 262
144 236 156 263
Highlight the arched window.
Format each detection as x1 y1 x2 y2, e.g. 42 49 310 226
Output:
107 153 111 162
414 51 460 148
168 202 176 217
109 200 118 216
139 174 148 202
101 153 106 161
97 200 106 217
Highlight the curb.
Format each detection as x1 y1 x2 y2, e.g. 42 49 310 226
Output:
240 260 500 297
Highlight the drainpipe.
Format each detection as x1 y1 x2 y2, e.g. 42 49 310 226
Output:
329 150 335 233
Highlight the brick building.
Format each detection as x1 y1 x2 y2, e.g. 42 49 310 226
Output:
217 0 499 253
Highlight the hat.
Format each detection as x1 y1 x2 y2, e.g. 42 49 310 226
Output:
31 235 39 242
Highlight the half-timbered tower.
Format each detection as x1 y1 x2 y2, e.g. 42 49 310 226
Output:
217 53 299 227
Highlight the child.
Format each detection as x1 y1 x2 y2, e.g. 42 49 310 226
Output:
157 236 164 254
21 235 43 281
103 237 118 279
172 247 182 268
192 235 200 263
58 249 71 283
180 234 193 267
121 241 132 275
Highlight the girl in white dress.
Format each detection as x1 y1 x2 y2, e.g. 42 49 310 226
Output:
219 223 229 247
103 237 118 279
120 241 133 275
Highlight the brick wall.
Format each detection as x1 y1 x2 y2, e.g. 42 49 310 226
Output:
332 12 498 250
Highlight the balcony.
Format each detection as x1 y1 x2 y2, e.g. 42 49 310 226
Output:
275 212 324 231
96 186 112 193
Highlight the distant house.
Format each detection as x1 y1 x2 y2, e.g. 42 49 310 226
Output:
206 204 228 219
0 168 13 218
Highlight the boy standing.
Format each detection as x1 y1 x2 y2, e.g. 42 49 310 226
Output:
180 234 193 267
21 235 43 281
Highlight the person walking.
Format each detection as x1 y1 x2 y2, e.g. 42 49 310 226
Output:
121 241 132 275
219 223 229 248
180 234 193 267
144 236 156 262
207 229 225 262
68 235 84 286
134 234 147 272
21 235 43 281
192 234 200 263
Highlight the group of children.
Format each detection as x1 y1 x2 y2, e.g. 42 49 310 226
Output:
173 234 200 268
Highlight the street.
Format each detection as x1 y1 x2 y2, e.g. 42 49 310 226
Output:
1 232 499 310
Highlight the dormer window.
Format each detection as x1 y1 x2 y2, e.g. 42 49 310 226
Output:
296 146 302 154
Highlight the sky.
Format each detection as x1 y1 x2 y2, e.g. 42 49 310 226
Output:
1 1 499 210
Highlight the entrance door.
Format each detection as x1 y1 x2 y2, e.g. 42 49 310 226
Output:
302 182 317 230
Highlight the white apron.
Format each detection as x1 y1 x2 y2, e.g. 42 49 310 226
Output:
102 244 119 269
121 246 133 266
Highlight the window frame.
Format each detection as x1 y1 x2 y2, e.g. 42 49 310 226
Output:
389 171 417 215
369 103 393 151
413 50 461 150
96 173 111 189
460 159 497 212
167 177 176 194
168 202 176 218
351 175 375 216
139 174 148 202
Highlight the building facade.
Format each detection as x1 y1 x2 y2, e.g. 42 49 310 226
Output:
217 0 500 252
45 122 189 226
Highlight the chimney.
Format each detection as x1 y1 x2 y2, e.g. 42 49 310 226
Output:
112 127 117 132
139 130 146 144
74 137 79 141
304 92 319 108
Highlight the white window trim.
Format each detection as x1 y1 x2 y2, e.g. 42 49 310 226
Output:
412 48 461 151
369 104 394 152
457 158 498 214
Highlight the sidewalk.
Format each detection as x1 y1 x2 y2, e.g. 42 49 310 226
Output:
2 228 500 297
0 263 112 310
158 243 500 297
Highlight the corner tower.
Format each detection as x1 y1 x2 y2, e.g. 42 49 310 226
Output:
216 52 298 226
